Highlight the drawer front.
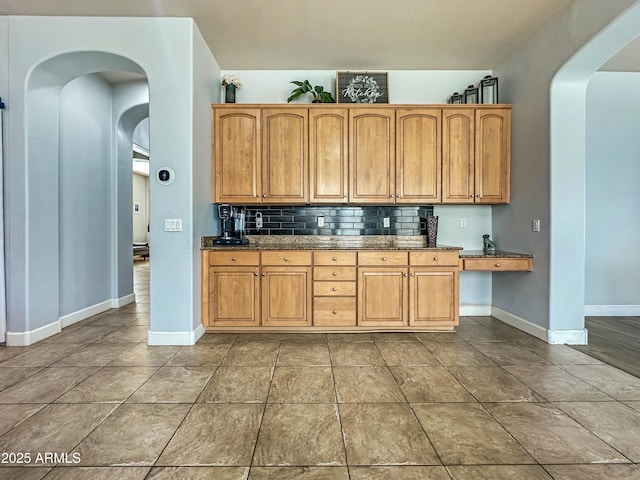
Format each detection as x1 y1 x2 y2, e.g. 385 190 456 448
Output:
313 281 356 297
314 251 357 266
410 251 459 267
463 257 532 271
313 266 357 281
261 250 312 266
313 297 356 326
358 251 408 266
209 251 260 266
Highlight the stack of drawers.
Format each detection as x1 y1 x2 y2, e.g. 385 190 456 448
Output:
312 251 357 326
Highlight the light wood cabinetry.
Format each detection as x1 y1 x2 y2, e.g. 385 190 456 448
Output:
262 109 308 204
396 109 441 203
313 251 357 326
213 108 261 204
309 109 349 203
461 257 532 271
442 108 510 204
202 247 460 331
349 108 396 203
213 104 510 206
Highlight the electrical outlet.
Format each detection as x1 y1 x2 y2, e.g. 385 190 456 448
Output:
383 217 390 228
460 217 467 228
255 212 263 229
532 219 541 232
317 216 325 227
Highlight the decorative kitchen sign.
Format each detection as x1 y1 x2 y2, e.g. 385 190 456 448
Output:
336 71 389 103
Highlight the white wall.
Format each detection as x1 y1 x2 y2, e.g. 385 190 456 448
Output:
58 74 113 317
491 0 638 341
585 72 640 312
0 16 8 341
4 16 210 344
222 69 495 309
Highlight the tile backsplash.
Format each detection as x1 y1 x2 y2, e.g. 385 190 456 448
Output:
233 205 434 236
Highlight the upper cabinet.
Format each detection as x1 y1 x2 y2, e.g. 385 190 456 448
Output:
442 107 510 204
396 108 441 203
349 109 395 204
212 104 510 205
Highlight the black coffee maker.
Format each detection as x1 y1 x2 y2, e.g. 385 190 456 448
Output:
214 204 248 245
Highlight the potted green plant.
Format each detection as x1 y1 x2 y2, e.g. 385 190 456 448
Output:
287 80 335 103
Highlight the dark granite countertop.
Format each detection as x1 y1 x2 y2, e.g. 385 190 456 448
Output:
460 250 534 258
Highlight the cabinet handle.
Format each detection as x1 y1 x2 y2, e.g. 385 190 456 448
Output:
284 257 288 261
332 272 338 276
332 287 337 292
382 257 387 261
495 263 501 267
231 257 236 262
332 310 337 314
332 257 337 261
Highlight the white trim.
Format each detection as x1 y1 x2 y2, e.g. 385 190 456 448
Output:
491 306 547 342
147 323 206 346
6 320 61 346
59 299 112 328
585 305 640 316
460 305 492 316
547 328 588 345
113 293 135 309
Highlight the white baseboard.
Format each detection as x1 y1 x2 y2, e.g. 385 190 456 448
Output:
491 306 547 342
584 305 640 316
147 323 206 346
460 305 492 316
7 293 137 346
547 328 588 345
6 320 61 346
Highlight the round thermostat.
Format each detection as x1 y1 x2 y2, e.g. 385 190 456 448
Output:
157 167 175 185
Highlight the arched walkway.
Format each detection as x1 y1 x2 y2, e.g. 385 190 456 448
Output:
549 3 640 342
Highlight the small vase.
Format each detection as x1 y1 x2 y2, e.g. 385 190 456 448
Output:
426 215 438 248
225 84 236 103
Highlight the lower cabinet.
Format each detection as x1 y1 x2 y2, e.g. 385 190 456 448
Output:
202 248 459 330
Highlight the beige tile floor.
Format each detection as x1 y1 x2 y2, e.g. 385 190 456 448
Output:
1 262 640 479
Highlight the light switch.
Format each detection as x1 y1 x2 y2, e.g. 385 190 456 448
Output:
532 219 540 232
164 219 183 232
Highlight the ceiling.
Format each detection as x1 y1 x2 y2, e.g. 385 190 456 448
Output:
1 0 637 71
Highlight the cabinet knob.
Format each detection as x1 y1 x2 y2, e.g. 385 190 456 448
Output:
332 287 337 292
434 257 439 261
470 194 474 198
332 257 337 261
261 273 266 276
476 194 480 198
254 194 259 198
231 257 236 261
254 272 258 276
263 194 267 198
332 310 337 315
343 195 347 199
495 263 501 267
390 194 395 198
410 273 415 277
284 257 288 261
382 257 387 261
332 272 338 276
403 273 408 277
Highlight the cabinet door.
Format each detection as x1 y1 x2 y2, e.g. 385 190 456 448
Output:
207 267 260 327
357 268 407 326
409 268 459 326
309 109 349 203
349 109 395 203
213 108 262 204
261 266 312 326
396 109 441 203
475 108 510 204
442 109 474 204
262 108 308 204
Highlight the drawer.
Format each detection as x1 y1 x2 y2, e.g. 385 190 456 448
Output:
314 251 357 266
314 281 356 297
410 251 459 267
313 266 357 281
261 250 312 266
209 251 260 266
462 257 532 271
358 251 408 266
313 297 356 326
